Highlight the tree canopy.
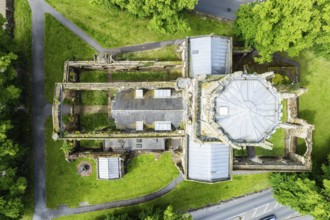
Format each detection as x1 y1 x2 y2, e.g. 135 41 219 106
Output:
101 0 198 33
234 0 330 63
270 155 330 219
0 15 26 219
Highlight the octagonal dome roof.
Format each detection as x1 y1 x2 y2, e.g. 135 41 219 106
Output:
214 75 281 143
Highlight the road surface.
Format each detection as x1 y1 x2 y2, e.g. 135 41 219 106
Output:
195 0 255 20
190 190 313 220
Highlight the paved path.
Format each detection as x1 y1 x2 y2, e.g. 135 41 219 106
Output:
190 189 313 220
195 0 255 20
28 0 49 219
48 174 184 218
41 2 105 53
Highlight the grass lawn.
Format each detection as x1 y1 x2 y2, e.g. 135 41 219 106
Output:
45 14 96 103
45 119 179 208
46 0 233 49
80 70 180 83
55 173 270 220
295 50 330 163
255 128 286 157
297 138 307 156
80 90 108 105
112 72 172 81
79 71 109 82
14 0 32 69
116 45 180 61
80 114 116 132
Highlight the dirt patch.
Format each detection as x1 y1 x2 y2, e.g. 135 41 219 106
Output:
77 161 93 176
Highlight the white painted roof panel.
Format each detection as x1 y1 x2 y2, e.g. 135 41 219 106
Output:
189 36 230 77
154 121 172 131
188 138 230 182
154 89 171 98
98 157 120 180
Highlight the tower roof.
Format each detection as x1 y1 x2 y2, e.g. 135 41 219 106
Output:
214 75 281 143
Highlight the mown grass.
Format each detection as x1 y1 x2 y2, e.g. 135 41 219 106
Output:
80 71 179 82
255 128 286 157
112 72 171 81
80 114 116 132
80 71 109 82
296 50 330 163
46 0 233 48
14 0 32 69
55 173 270 220
45 119 179 208
117 45 180 61
44 14 95 103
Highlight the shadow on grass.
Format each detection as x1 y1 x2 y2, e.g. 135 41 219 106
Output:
298 109 316 124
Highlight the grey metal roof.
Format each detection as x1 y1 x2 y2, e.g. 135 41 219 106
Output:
188 138 230 182
112 90 183 129
189 36 231 77
98 157 121 179
215 75 281 143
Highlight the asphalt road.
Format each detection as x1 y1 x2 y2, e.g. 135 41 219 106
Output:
195 0 255 20
190 190 313 220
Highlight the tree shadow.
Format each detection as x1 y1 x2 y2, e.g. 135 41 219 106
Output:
298 109 316 124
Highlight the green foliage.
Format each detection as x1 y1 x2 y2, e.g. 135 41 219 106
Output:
0 15 27 220
79 114 116 132
79 71 173 83
102 0 198 33
314 2 330 59
80 90 108 105
271 155 330 219
234 0 329 63
60 141 74 155
271 73 290 86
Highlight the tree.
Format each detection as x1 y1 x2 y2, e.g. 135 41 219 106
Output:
270 154 330 219
314 2 330 59
234 0 329 63
101 0 198 33
0 15 26 219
